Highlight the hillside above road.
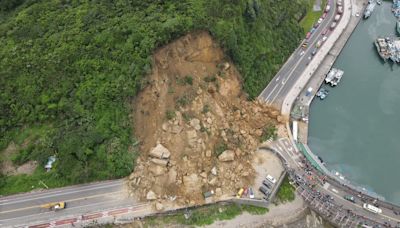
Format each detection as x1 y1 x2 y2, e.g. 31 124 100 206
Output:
0 0 305 194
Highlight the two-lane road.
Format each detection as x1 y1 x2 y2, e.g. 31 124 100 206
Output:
0 179 137 227
259 1 337 109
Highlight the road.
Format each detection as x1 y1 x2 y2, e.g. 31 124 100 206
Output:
0 179 138 227
263 138 400 227
258 1 337 109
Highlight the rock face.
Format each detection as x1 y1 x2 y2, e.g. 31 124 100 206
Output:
149 144 171 159
218 150 235 162
146 190 157 200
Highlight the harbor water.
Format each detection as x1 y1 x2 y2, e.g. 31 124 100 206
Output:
309 2 400 204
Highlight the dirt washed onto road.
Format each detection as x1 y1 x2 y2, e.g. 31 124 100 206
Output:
128 31 287 209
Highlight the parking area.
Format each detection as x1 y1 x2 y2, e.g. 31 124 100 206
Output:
252 149 285 200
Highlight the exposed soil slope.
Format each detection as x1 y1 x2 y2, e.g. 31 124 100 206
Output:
129 31 286 207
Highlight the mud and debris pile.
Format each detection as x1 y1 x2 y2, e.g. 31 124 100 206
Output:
129 31 286 207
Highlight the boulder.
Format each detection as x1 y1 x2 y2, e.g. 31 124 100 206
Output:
155 202 164 211
208 177 218 186
205 150 212 158
149 165 167 176
146 190 157 200
151 158 168 167
211 166 217 176
190 118 201 131
218 150 235 162
149 144 171 159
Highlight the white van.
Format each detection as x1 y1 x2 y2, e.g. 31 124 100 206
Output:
266 175 277 184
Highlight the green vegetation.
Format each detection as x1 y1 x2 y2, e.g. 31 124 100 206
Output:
276 176 296 203
165 110 176 120
214 142 228 156
260 124 277 142
300 0 328 34
0 0 306 194
143 204 267 227
202 104 211 114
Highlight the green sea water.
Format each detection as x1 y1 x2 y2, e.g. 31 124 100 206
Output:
309 2 400 204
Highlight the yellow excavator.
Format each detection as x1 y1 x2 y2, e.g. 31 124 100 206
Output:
41 202 66 211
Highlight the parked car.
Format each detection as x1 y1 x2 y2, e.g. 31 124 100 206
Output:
266 175 277 184
249 187 255 199
262 180 272 189
322 12 327 19
322 36 328 42
318 18 323 24
259 186 270 196
236 188 244 198
302 41 308 48
322 28 328 35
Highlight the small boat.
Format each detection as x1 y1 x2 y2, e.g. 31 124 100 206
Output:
316 88 329 100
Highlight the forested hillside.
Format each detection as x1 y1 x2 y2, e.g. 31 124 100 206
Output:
0 0 305 193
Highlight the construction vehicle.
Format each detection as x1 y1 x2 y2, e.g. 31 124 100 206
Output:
41 202 66 211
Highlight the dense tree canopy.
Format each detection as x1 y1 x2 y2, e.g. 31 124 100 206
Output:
0 0 305 192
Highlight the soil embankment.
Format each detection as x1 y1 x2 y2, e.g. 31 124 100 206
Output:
129 31 286 208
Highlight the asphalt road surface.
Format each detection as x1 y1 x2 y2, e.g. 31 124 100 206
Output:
0 179 136 227
259 1 337 110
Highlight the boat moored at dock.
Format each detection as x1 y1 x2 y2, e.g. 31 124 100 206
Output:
364 0 377 19
325 68 344 86
374 37 400 63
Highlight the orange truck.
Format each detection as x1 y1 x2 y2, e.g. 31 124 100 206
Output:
41 202 66 211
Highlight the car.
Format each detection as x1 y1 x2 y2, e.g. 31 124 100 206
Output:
249 187 255 199
300 50 305 56
318 18 323 24
315 40 322 48
266 175 277 184
311 48 317 56
322 12 327 19
344 195 356 203
259 186 270 196
310 27 316 33
355 12 360 17
302 42 308 48
322 28 328 35
243 188 248 196
236 188 244 198
322 36 328 42
331 188 339 193
313 23 319 29
262 180 272 189
306 32 311 39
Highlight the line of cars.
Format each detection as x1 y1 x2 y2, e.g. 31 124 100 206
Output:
259 174 277 200
236 187 255 199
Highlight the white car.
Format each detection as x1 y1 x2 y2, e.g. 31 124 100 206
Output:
300 50 305 56
318 18 323 24
266 175 277 184
332 188 339 193
249 187 255 199
322 36 328 42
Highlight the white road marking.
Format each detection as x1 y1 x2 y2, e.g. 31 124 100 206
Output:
0 183 123 206
264 84 279 102
267 7 337 105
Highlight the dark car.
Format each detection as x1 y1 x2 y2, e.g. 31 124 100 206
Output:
344 195 356 203
311 48 318 56
262 180 272 189
259 186 270 196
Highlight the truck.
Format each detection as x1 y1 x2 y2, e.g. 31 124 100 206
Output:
41 202 66 211
344 195 356 203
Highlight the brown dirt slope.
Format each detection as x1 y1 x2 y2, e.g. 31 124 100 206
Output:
129 31 286 207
